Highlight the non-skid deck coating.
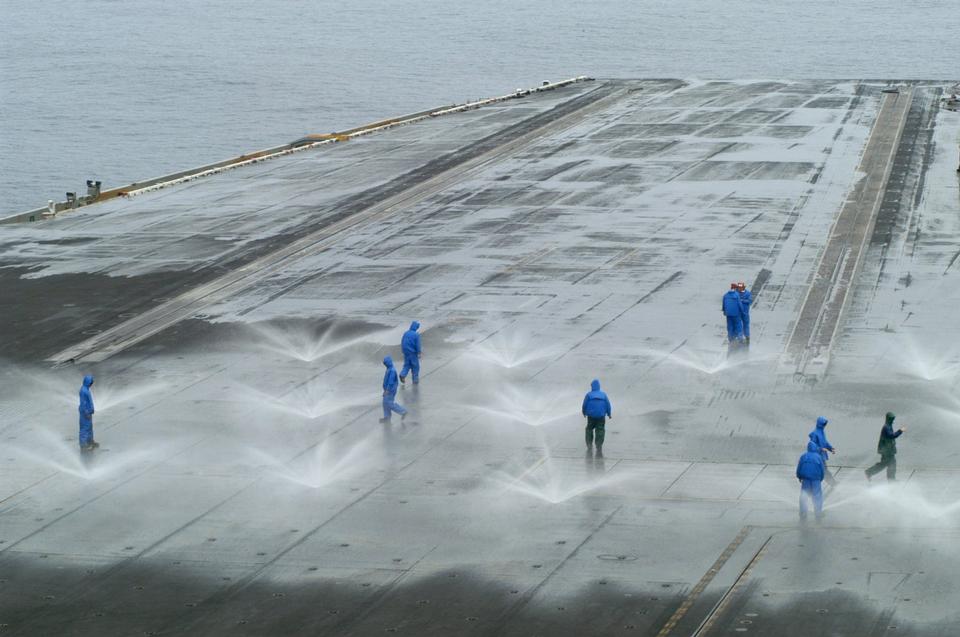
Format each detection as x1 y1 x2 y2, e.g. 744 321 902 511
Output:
2 79 960 636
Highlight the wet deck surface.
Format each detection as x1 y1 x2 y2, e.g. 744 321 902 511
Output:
3 79 960 636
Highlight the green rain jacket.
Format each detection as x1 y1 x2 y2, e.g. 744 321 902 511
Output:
876 415 903 457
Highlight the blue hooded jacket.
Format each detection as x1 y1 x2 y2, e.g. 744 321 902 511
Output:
739 289 752 316
796 440 825 481
808 416 834 462
582 379 612 418
382 356 399 394
401 321 421 356
78 374 95 416
722 290 742 317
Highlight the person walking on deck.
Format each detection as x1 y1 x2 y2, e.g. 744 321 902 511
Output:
865 412 906 481
582 379 612 457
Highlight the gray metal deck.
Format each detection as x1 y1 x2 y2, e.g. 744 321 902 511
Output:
2 79 960 636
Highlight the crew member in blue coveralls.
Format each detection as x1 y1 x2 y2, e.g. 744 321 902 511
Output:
399 321 422 385
380 356 407 423
796 439 825 521
582 379 612 457
737 281 752 346
808 416 836 488
78 374 99 452
722 283 744 345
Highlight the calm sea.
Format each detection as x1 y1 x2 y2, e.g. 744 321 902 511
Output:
1 0 956 215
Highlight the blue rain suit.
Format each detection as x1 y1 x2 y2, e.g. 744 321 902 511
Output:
399 321 422 383
796 440 825 518
808 416 836 486
582 379 612 449
722 290 744 341
738 288 752 338
808 417 834 462
381 356 407 421
78 374 95 447
582 379 612 419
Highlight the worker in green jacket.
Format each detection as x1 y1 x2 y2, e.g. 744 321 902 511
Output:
865 412 906 481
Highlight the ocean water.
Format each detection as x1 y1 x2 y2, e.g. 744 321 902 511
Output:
1 0 957 215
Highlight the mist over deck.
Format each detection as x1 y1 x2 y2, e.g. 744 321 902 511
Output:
2 79 960 636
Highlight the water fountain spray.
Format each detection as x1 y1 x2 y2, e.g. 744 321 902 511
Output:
466 330 561 369
8 428 167 481
468 385 577 428
247 434 383 489
237 380 375 421
247 321 395 363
